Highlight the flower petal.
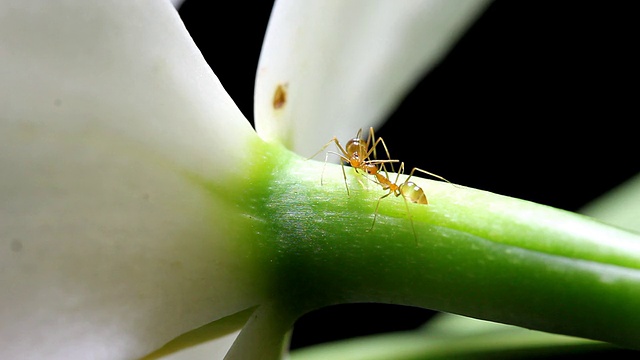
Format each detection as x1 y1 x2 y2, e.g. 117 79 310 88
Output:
254 0 492 156
224 305 294 360
0 1 259 359
580 172 640 233
170 0 186 8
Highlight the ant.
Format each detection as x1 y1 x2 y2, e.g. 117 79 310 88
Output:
311 127 452 244
366 161 453 245
309 127 398 195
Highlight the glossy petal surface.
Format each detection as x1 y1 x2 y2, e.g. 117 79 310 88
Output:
255 0 492 156
0 1 258 358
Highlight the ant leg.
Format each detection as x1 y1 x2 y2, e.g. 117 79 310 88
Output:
377 161 397 179
309 137 351 166
321 152 329 186
310 136 352 195
368 191 392 232
364 127 377 162
394 163 419 244
393 162 405 185
366 127 375 157
378 137 395 172
406 167 454 186
353 167 368 189
366 128 396 172
400 195 419 245
340 159 350 196
323 151 350 196
308 137 338 160
366 159 400 169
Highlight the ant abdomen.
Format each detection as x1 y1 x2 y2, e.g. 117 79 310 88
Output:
345 139 367 159
399 182 428 205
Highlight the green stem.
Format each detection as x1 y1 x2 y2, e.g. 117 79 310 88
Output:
211 140 640 349
289 326 615 360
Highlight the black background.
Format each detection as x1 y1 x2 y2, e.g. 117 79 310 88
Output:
177 0 638 351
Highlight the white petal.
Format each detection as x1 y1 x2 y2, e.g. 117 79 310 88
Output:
170 0 186 9
224 305 293 360
156 332 239 360
0 1 260 359
255 0 492 157
580 172 640 233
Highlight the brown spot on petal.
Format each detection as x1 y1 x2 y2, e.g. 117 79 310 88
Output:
273 83 287 109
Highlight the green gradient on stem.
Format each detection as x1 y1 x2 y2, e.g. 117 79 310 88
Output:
288 170 640 359
289 320 615 360
213 139 640 351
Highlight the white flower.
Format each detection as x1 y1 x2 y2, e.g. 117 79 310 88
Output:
0 0 491 359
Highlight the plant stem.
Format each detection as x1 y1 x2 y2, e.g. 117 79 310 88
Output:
214 140 640 349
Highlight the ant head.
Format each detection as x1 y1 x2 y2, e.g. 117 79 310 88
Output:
363 163 378 175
